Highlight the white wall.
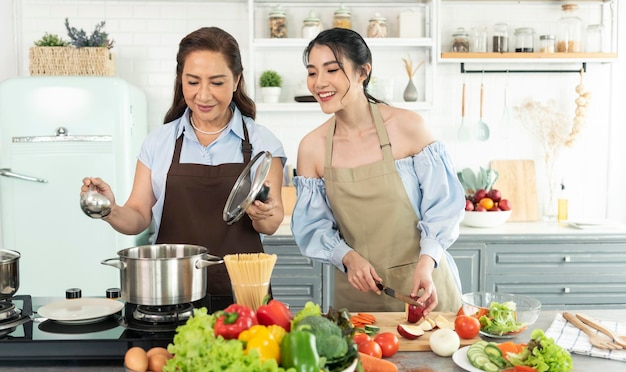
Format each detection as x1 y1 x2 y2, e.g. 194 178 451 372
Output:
1 0 625 224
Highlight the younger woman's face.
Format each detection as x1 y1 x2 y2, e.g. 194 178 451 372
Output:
305 44 364 114
182 50 239 125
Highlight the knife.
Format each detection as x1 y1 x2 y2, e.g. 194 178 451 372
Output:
376 282 424 308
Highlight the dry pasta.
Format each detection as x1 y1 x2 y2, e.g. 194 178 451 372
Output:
223 253 277 311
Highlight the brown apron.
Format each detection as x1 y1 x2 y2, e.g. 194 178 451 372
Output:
324 103 461 312
156 119 264 311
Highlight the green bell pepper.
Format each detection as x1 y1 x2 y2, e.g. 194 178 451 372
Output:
280 329 320 372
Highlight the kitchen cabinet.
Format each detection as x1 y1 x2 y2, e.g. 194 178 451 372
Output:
247 0 435 112
448 242 484 293
436 0 618 71
263 235 332 312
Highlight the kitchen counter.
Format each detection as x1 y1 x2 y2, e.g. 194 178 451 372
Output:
3 309 625 371
274 218 626 238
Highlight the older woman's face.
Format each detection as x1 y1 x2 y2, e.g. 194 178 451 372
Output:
182 50 239 126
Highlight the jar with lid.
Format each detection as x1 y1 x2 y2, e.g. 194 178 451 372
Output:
333 4 352 30
539 34 556 53
302 11 322 40
492 23 508 52
268 5 287 38
556 3 584 52
470 27 488 52
514 27 534 52
367 13 387 38
585 24 604 52
451 27 469 52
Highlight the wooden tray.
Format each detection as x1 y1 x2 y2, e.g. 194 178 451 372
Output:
362 312 481 351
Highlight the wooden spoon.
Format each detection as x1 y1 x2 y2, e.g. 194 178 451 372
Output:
576 313 626 348
562 312 623 350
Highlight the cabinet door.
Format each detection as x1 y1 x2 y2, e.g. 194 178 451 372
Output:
263 237 324 312
449 242 484 294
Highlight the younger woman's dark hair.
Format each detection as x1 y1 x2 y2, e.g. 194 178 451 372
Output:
302 28 384 104
163 27 256 123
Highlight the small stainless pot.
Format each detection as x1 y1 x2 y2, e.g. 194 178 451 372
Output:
0 249 20 300
101 244 223 305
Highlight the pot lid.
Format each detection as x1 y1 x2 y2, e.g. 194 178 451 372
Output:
223 151 272 225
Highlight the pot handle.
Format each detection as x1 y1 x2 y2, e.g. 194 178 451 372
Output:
196 254 224 269
101 257 125 270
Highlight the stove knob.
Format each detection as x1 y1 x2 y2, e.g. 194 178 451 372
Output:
66 288 82 299
106 287 121 299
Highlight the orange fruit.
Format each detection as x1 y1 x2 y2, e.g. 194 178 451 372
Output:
478 197 494 210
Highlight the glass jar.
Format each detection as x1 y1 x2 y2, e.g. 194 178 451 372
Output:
367 13 387 38
451 27 470 52
470 27 488 52
514 27 534 52
333 4 352 30
557 3 584 52
492 23 509 52
539 34 556 53
302 11 322 40
585 24 604 52
268 5 287 38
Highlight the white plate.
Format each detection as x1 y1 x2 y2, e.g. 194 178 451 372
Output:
38 298 123 324
452 346 483 372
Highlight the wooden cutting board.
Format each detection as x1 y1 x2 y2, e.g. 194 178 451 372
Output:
490 160 539 222
363 312 481 351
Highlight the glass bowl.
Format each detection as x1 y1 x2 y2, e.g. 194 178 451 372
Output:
461 292 541 338
462 210 512 228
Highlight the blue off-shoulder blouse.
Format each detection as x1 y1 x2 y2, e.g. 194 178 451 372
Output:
291 141 465 292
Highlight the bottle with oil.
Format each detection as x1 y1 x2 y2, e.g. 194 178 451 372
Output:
557 182 568 223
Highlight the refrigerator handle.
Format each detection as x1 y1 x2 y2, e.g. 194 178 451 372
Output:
0 168 48 183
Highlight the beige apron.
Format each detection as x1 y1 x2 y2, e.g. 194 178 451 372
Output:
324 103 461 312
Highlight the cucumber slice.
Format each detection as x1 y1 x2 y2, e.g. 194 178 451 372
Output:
364 324 380 333
482 361 500 372
484 344 507 369
470 354 490 369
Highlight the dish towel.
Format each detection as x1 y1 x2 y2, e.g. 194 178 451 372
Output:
545 313 626 362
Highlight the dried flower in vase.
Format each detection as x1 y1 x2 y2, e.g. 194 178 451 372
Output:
402 54 424 79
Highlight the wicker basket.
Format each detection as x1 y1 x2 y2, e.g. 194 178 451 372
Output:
29 46 116 76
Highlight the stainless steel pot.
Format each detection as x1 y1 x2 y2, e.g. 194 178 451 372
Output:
101 244 223 305
0 249 20 300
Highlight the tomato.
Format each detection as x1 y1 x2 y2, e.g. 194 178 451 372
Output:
353 332 372 345
457 306 464 316
373 332 400 358
478 197 495 210
454 315 480 339
357 339 383 358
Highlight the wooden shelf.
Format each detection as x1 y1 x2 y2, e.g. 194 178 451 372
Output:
441 52 617 59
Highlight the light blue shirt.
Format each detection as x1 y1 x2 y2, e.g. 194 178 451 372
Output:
291 141 464 291
138 105 287 242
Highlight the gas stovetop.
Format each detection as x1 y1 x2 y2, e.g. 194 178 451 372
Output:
0 295 211 362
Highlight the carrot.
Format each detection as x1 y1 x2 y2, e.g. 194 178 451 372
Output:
357 312 377 322
358 352 398 372
496 342 522 360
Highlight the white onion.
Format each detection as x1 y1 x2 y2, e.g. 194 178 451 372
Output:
429 328 460 357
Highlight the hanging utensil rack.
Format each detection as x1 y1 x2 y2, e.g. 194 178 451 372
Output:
460 62 586 74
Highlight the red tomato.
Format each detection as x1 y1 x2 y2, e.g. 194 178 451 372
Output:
373 332 400 357
357 339 383 358
353 332 372 345
454 315 481 339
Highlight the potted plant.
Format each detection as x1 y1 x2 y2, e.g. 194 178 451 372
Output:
29 18 115 76
259 70 283 103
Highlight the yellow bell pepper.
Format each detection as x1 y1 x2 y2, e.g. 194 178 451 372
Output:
237 324 280 362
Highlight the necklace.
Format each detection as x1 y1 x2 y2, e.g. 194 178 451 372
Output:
190 116 229 135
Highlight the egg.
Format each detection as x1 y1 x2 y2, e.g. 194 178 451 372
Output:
148 353 169 372
124 346 148 372
147 346 172 359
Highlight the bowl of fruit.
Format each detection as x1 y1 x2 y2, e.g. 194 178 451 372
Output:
461 292 541 338
463 188 512 228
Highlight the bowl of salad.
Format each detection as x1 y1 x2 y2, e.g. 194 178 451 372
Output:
461 292 541 338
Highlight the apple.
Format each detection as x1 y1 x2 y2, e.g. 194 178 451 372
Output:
396 324 425 340
464 199 474 211
406 301 425 323
487 189 502 203
489 206 501 211
474 189 487 202
474 205 487 212
499 199 512 211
